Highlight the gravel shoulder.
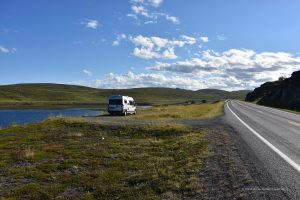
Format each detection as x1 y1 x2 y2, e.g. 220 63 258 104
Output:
200 118 289 199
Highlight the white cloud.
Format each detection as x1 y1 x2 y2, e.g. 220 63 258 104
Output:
131 35 155 49
73 70 256 91
161 48 177 59
0 46 10 53
181 35 197 45
148 0 163 7
82 19 98 29
150 36 168 49
127 13 138 20
130 0 145 4
131 0 163 7
148 58 212 73
83 69 93 76
127 0 179 25
199 36 209 42
92 71 205 90
217 35 226 41
0 45 16 54
112 34 127 46
133 47 159 59
72 49 300 91
144 20 156 24
164 14 180 24
129 35 197 59
147 49 300 88
85 70 254 91
132 47 177 59
131 5 149 17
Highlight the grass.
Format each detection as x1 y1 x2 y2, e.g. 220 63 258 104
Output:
129 101 224 120
0 118 209 199
0 83 249 108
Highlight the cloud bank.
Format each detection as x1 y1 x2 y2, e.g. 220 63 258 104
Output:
85 49 300 91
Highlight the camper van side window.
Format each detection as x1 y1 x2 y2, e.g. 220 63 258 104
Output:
129 101 133 105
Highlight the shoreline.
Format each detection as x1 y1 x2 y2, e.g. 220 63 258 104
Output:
0 103 153 110
0 103 104 110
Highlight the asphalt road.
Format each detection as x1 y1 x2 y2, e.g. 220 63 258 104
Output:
224 100 300 199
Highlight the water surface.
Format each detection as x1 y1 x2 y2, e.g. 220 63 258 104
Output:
0 108 103 129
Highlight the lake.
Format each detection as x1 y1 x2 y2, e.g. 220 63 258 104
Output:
0 108 104 129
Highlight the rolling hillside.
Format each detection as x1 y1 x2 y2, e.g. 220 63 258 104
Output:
0 83 249 108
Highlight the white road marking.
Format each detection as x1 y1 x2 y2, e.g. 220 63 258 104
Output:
227 101 300 173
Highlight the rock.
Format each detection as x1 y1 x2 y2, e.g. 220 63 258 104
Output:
70 165 79 174
245 70 300 111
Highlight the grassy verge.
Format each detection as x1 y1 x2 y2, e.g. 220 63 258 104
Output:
130 101 224 120
0 119 209 199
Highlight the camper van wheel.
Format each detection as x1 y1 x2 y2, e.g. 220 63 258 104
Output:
133 111 137 115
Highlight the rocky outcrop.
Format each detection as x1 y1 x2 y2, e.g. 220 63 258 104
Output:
245 70 300 111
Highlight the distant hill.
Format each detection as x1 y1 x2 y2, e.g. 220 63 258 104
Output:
246 70 300 111
0 83 250 108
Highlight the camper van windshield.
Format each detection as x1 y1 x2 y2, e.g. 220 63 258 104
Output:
109 99 122 105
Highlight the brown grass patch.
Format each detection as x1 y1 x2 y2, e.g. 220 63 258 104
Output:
12 146 35 160
41 144 63 151
68 132 83 137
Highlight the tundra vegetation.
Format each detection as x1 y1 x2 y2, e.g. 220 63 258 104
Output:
0 83 249 108
129 101 224 120
0 102 256 199
0 119 209 199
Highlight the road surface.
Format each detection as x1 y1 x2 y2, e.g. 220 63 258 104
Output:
224 100 300 199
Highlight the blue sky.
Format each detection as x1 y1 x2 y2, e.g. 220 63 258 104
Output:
1 0 300 90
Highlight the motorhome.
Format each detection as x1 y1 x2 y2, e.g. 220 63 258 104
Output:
108 95 137 116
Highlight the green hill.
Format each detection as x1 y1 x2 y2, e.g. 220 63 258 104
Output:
0 83 249 108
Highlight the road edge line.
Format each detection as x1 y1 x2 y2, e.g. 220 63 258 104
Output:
226 101 300 173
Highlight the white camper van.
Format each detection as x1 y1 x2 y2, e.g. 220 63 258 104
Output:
108 95 137 116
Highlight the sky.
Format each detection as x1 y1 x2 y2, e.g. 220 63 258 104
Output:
1 0 300 91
